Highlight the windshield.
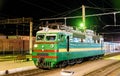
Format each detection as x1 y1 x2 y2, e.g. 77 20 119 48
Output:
46 35 56 41
37 34 44 40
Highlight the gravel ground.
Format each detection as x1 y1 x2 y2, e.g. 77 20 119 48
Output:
35 59 119 76
107 68 120 76
85 55 120 76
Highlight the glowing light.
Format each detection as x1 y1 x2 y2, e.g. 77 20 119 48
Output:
34 44 38 47
79 22 86 29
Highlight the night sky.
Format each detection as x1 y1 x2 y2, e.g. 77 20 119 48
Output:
0 0 120 36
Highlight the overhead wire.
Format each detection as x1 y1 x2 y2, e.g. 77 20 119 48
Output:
102 0 113 8
87 0 98 8
51 7 82 17
61 7 82 17
51 0 120 18
49 0 71 10
86 6 116 11
86 0 120 31
86 0 116 29
40 11 120 20
19 0 58 14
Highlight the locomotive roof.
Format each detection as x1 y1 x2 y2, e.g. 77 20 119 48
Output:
37 29 63 33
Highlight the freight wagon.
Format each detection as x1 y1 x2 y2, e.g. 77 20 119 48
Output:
0 36 35 55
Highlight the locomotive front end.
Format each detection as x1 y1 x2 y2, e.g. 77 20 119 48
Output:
32 31 59 69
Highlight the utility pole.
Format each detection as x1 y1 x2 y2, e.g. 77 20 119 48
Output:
29 21 33 54
64 17 67 26
82 5 86 31
114 13 116 26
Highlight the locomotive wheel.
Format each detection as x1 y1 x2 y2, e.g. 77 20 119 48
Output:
89 56 96 61
95 56 99 60
58 61 67 68
68 59 76 65
76 58 83 64
36 58 45 68
99 55 104 59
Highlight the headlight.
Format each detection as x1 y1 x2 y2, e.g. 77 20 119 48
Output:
50 44 54 48
34 44 38 48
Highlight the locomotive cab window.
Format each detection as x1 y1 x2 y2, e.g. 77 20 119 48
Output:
46 34 56 41
58 34 64 41
37 34 44 41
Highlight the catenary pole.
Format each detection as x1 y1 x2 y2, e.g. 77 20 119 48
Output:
29 21 33 54
82 5 86 31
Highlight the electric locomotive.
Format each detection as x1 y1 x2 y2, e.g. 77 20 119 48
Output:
32 23 105 69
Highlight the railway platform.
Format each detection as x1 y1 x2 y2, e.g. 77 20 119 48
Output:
0 60 36 76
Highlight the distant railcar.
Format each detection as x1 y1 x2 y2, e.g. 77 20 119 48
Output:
104 42 120 53
0 36 35 54
32 23 105 69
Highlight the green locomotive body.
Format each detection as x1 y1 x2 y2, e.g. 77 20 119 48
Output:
32 24 105 69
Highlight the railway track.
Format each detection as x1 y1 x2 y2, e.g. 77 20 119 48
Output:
2 53 120 76
84 61 120 76
108 67 120 76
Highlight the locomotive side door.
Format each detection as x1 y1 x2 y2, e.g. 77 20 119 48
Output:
58 33 69 61
67 36 69 52
66 36 70 63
